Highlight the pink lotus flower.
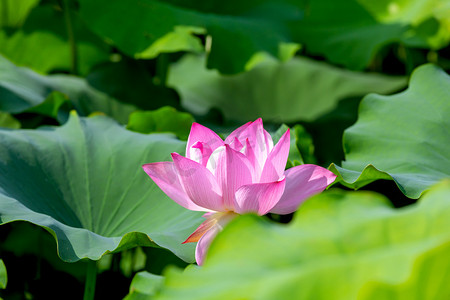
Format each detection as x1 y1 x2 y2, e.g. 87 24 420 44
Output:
143 119 336 265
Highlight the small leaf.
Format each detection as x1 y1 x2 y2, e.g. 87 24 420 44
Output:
0 259 6 289
0 112 20 129
127 107 194 140
135 26 205 59
124 271 164 300
25 91 72 123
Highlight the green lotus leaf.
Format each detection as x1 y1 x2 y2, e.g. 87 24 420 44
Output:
331 64 450 198
157 180 450 299
0 113 203 262
0 259 6 289
0 55 136 124
168 54 406 122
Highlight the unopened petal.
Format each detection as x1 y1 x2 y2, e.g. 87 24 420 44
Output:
142 162 206 211
260 129 290 183
186 123 223 159
234 178 286 215
225 119 269 169
269 164 337 215
172 153 224 211
229 137 243 152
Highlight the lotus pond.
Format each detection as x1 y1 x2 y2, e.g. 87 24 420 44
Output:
0 0 449 299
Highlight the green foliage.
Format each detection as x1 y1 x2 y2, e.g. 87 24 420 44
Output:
85 59 180 111
127 107 194 140
0 0 38 28
330 64 450 198
0 4 109 75
157 180 450 299
0 113 203 262
0 55 136 123
0 0 449 298
78 0 298 74
168 54 406 123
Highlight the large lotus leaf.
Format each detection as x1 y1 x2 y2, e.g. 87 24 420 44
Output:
0 113 203 262
156 180 450 299
0 5 109 75
0 0 38 28
168 54 406 122
330 64 450 198
78 0 302 74
0 55 136 124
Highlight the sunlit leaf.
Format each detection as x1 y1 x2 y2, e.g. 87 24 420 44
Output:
157 180 450 299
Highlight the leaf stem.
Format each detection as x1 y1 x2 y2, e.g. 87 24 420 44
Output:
83 260 97 300
62 0 78 75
